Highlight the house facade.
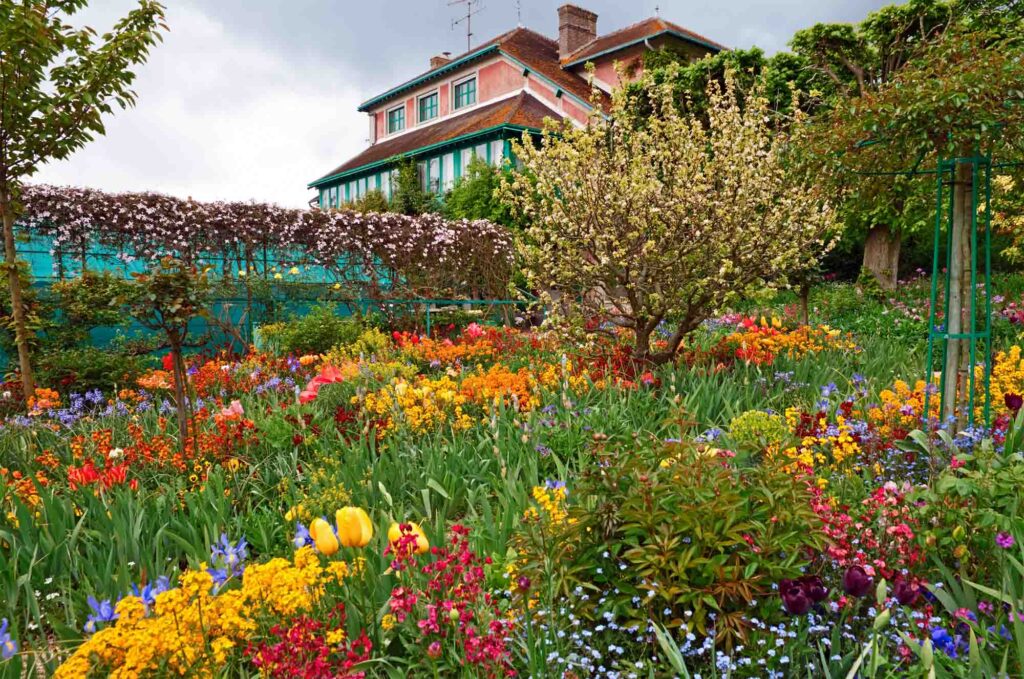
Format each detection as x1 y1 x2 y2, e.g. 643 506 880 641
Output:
309 5 725 208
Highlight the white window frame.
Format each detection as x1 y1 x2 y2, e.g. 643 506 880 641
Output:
386 104 406 135
452 74 478 111
417 89 440 124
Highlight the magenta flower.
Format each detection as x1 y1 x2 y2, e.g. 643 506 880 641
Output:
997 532 1016 549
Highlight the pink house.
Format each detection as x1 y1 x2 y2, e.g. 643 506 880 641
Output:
309 5 725 207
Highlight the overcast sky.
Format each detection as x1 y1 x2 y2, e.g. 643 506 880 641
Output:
33 0 895 207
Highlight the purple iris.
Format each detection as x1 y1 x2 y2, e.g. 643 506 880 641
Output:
130 576 172 612
207 533 248 588
0 618 17 660
84 596 118 634
293 522 313 549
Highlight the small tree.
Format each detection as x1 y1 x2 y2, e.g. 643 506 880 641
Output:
825 26 1024 421
389 159 437 216
0 0 167 398
443 156 521 228
121 258 210 448
501 70 837 363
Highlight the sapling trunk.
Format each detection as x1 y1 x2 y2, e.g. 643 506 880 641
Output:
1 194 35 398
169 338 190 450
942 159 973 425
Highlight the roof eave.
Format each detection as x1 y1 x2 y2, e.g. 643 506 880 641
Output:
307 123 538 189
562 29 724 69
357 45 501 112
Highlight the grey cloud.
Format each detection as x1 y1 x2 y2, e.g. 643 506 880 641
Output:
35 0 896 207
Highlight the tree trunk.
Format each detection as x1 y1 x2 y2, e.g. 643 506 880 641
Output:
861 224 902 291
799 281 811 326
169 338 190 450
1 193 35 398
942 160 973 425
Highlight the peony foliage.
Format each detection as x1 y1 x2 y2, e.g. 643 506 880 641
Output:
501 69 837 363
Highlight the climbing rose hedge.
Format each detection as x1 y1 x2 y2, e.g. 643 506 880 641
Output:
15 184 515 299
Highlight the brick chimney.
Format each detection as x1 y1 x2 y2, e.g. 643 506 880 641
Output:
558 4 597 61
430 52 453 69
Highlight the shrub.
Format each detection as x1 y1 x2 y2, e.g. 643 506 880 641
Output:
36 346 151 395
322 327 391 360
256 306 362 357
514 442 825 648
727 409 792 457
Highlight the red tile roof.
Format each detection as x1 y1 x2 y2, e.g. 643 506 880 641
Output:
312 92 558 184
360 27 608 113
496 28 609 109
563 17 726 65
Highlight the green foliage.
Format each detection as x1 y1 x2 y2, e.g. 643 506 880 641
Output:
388 158 437 216
633 46 833 124
120 257 211 346
350 189 389 213
856 266 889 301
47 271 133 347
534 442 824 647
324 326 391 360
36 345 150 395
727 409 792 457
442 157 521 228
909 418 1024 583
256 304 362 356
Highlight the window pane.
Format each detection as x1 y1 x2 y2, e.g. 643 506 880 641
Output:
454 78 476 109
419 93 438 122
387 107 405 133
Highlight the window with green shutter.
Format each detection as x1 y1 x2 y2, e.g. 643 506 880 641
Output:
387 106 405 134
453 77 476 110
418 92 438 122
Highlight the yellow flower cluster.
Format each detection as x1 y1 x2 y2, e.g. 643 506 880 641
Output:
359 375 472 433
865 379 934 438
523 484 570 524
358 360 586 434
980 346 1024 418
726 321 858 364
775 410 861 476
54 548 350 678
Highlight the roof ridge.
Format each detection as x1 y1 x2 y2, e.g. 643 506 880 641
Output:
563 16 666 62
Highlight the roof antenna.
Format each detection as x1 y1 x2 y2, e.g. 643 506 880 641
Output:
516 0 522 27
655 4 660 16
449 0 484 52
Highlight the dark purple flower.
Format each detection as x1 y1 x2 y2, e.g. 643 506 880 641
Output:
780 579 811 615
1005 393 1023 414
842 566 873 598
516 576 531 593
798 575 829 603
892 577 920 606
997 532 1016 549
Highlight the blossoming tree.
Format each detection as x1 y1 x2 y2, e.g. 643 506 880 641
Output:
501 70 837 363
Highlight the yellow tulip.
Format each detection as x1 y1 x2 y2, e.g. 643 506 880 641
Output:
335 507 373 548
309 517 339 556
388 521 429 554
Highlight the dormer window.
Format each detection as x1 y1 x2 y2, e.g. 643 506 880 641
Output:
418 92 438 123
453 76 476 110
387 105 405 134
